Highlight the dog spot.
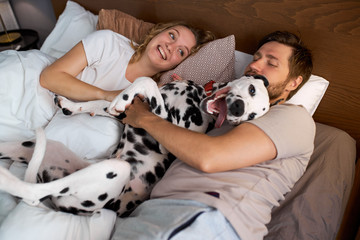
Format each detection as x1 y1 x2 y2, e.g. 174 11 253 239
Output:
142 138 161 154
98 193 108 201
65 159 70 163
126 130 136 143
104 198 121 212
63 170 70 177
22 141 35 148
154 163 165 178
122 94 129 101
62 108 73 115
39 195 51 202
126 157 144 166
133 128 147 136
59 206 80 215
106 172 118 179
126 201 135 211
150 97 157 110
141 171 156 185
182 106 203 127
115 112 127 120
155 106 162 115
42 170 52 183
126 151 136 157
60 187 69 194
81 200 95 208
134 143 149 155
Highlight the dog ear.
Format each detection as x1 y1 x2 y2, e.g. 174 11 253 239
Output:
251 75 269 88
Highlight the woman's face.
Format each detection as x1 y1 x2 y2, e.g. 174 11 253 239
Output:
145 25 196 72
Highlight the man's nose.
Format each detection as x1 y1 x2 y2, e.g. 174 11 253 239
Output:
248 59 262 73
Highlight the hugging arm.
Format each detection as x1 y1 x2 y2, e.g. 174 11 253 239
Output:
122 97 277 173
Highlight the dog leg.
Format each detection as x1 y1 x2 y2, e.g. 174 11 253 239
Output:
0 159 131 210
55 96 111 117
108 77 168 119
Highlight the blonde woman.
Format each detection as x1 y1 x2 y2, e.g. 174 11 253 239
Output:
40 22 215 102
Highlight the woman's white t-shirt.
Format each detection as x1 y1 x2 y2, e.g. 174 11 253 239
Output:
80 29 135 91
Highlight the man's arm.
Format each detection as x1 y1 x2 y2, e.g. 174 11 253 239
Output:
122 97 277 173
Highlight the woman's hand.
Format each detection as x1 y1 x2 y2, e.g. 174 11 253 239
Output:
122 96 153 128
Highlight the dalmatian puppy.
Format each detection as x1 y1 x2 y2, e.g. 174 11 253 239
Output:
0 75 270 217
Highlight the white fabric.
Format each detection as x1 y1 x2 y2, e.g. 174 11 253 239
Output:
0 202 116 240
40 0 98 59
0 50 56 142
234 51 329 116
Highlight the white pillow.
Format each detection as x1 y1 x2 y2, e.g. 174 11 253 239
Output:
0 202 116 240
40 1 98 58
234 51 329 115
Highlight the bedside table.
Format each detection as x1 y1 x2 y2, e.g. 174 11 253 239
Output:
0 29 39 51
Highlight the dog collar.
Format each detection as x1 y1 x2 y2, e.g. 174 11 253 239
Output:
204 80 216 96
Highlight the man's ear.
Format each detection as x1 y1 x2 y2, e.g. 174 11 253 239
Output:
286 76 303 91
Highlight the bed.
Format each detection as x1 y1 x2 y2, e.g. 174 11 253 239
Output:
0 0 359 239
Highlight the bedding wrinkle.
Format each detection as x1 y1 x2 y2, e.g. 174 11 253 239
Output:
0 50 57 142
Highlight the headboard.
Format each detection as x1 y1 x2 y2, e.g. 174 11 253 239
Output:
50 0 360 238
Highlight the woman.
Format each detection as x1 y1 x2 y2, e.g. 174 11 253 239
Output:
40 22 215 102
0 22 214 142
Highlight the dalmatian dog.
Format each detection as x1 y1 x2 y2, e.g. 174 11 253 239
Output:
0 75 270 217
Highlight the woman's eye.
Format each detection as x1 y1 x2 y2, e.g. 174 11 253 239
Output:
179 49 184 57
169 32 175 40
249 84 256 96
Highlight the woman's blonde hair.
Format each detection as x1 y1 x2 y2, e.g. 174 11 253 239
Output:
129 21 215 81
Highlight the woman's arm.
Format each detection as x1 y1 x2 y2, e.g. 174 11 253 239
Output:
40 42 122 102
122 97 277 173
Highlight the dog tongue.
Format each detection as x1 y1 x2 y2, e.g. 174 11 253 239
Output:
214 98 227 128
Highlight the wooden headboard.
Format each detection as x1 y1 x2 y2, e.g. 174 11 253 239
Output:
50 1 360 238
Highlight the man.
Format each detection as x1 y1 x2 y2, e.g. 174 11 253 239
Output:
111 31 315 240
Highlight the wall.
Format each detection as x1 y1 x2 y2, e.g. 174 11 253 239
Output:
9 0 56 46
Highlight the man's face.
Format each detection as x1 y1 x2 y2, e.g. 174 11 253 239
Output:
244 41 293 102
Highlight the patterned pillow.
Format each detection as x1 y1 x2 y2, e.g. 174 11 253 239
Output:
159 35 236 85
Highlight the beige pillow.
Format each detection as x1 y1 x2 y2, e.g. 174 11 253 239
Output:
96 9 154 43
159 35 236 85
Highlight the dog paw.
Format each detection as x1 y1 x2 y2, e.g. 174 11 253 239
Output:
54 96 82 116
108 94 131 115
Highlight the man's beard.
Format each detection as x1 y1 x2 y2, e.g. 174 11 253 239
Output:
267 80 289 100
244 70 289 101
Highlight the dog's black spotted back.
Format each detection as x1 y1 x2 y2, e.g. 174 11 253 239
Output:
110 80 215 216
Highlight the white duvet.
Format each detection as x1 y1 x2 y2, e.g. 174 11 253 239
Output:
0 50 119 239
0 50 56 142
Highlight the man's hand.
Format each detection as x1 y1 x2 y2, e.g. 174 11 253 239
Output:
121 96 153 128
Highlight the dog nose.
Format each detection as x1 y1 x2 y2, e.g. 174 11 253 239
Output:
229 100 244 117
